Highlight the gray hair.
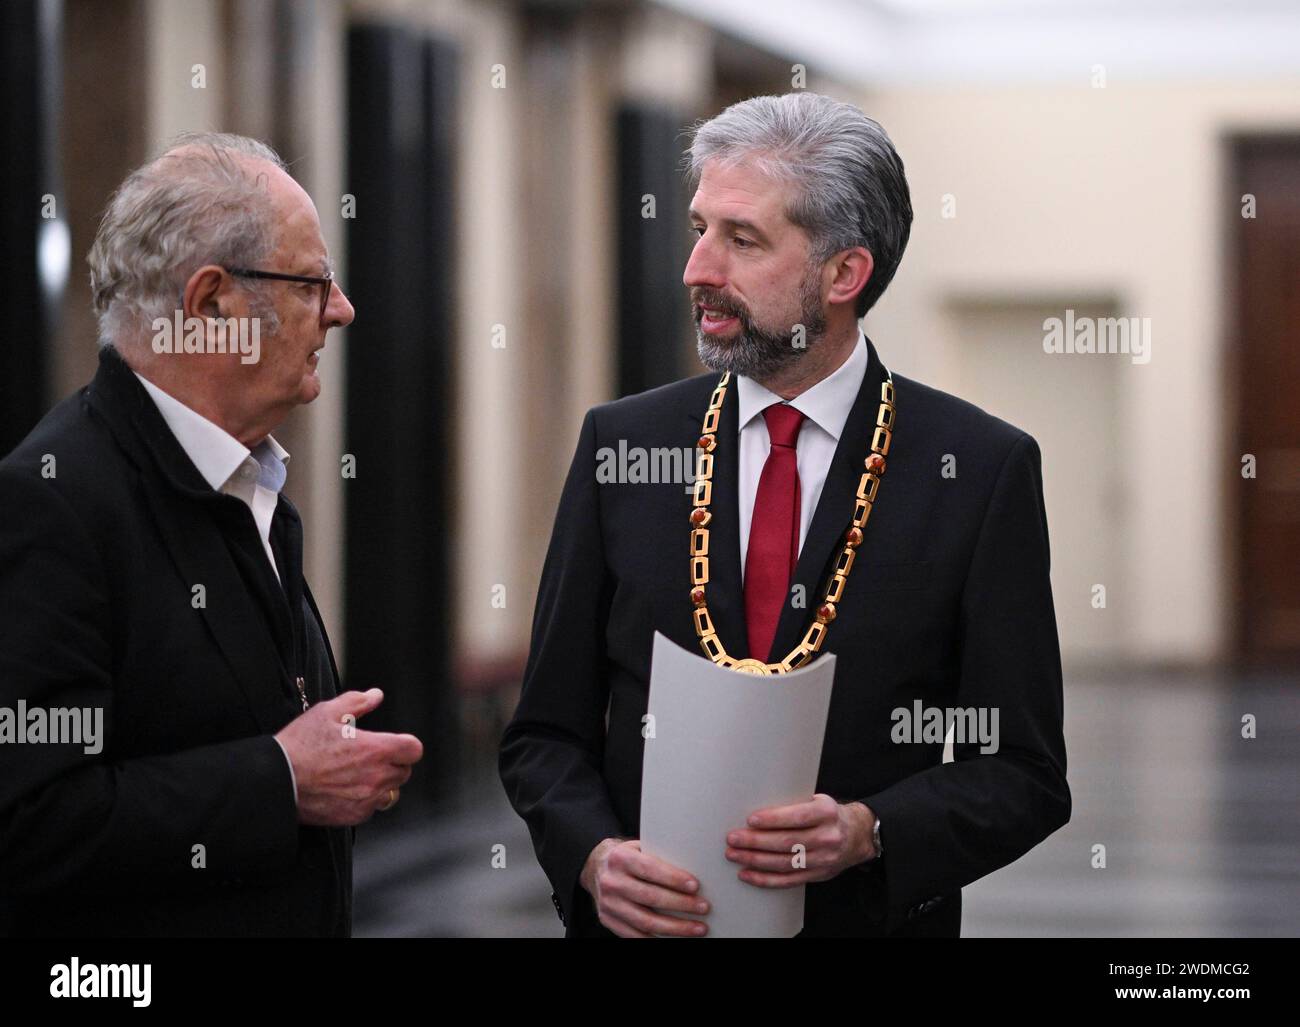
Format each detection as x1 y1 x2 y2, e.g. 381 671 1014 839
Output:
684 93 912 317
87 131 287 348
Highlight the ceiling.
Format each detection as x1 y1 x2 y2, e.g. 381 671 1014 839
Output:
651 0 1300 86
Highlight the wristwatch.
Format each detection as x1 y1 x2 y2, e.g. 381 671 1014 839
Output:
870 815 883 860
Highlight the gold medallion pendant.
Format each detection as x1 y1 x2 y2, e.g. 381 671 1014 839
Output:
688 371 896 675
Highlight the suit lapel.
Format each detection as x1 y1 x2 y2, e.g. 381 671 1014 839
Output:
226 520 295 662
86 347 298 731
271 496 307 682
273 498 305 621
769 339 888 660
685 375 749 660
304 579 342 699
139 476 297 732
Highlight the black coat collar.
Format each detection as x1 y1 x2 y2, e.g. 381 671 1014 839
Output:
85 344 221 500
84 344 306 729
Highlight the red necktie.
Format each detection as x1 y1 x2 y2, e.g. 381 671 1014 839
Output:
744 403 806 662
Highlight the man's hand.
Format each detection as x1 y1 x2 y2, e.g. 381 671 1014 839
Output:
580 838 710 937
726 794 876 888
275 688 424 827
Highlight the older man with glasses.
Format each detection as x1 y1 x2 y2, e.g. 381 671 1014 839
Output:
0 132 423 937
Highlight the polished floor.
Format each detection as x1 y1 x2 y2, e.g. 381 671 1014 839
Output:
352 669 1300 937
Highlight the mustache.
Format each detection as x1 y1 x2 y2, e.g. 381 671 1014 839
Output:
689 288 749 321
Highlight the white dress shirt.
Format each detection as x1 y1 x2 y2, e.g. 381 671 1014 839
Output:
133 372 299 802
736 329 869 582
134 374 289 580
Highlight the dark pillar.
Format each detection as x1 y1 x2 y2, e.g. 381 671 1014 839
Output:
0 0 59 454
344 24 459 802
615 104 690 397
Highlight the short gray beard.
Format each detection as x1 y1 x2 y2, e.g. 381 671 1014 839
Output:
693 267 827 381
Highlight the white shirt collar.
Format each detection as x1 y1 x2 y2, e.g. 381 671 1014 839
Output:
736 328 869 441
133 372 289 493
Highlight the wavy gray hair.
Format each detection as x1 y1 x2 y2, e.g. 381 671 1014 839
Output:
684 93 912 318
88 132 287 349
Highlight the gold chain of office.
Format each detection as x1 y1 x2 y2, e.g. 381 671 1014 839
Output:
688 372 896 675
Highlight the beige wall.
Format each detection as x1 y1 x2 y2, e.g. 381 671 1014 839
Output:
859 80 1300 666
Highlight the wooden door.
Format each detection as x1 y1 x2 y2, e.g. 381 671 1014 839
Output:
1232 137 1300 665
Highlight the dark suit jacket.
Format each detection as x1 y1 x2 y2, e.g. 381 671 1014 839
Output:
0 346 351 937
499 336 1070 937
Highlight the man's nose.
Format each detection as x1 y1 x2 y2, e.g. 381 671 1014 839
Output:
325 282 355 328
683 237 726 290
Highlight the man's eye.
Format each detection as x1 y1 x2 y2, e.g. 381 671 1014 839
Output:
733 236 752 249
690 226 705 238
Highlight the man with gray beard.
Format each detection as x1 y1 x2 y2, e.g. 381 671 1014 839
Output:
501 92 1069 937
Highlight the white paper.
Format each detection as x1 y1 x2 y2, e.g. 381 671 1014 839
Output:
639 632 836 938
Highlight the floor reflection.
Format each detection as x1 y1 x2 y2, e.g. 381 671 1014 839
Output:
353 669 1300 937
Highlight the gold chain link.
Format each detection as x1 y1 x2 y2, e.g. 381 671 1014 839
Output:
689 373 896 675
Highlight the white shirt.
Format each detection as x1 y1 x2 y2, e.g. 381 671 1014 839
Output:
133 372 299 804
736 329 869 581
134 374 289 581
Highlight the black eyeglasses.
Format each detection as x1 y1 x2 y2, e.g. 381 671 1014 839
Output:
227 267 335 320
